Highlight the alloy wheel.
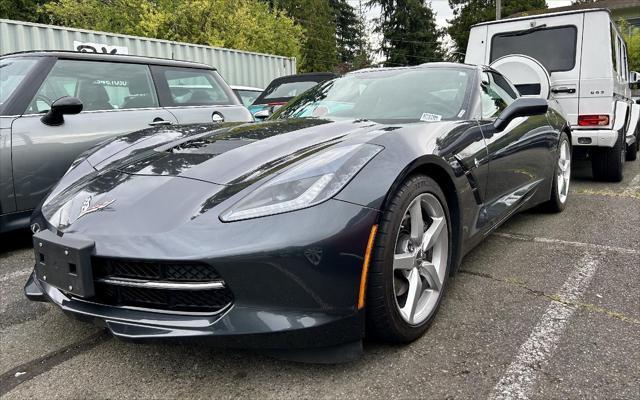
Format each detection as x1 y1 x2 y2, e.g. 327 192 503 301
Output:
557 139 571 204
393 193 449 325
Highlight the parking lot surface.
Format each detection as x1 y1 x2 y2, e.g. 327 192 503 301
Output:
1 159 638 399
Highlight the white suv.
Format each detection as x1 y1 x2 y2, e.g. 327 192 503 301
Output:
465 8 639 181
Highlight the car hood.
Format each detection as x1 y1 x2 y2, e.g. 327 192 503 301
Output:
90 118 388 186
39 118 460 235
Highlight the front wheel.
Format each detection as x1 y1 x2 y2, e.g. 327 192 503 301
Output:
366 175 452 343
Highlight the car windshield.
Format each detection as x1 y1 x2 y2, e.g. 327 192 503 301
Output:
0 58 39 108
235 89 262 106
254 80 323 104
272 68 472 122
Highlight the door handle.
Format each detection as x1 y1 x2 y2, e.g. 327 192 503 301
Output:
149 119 172 126
551 87 576 94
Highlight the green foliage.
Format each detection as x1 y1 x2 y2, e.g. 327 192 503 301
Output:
330 0 372 71
40 0 303 59
369 0 444 66
0 0 47 22
447 0 547 61
269 0 338 72
619 20 640 72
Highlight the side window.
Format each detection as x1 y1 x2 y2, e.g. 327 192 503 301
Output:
156 67 233 106
479 72 516 120
610 24 618 76
28 60 158 113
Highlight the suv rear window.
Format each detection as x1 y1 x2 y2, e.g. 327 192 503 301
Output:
490 26 577 73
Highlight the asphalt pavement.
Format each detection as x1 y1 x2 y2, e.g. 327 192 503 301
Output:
1 158 638 399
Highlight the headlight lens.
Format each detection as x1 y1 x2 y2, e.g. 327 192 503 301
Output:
220 143 382 221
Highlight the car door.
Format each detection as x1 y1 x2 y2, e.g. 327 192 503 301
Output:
10 58 178 212
151 66 253 124
479 71 555 224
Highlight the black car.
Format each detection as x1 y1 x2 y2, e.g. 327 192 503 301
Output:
25 63 572 362
248 72 338 119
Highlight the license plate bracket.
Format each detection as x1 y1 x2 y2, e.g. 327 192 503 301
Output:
33 230 95 298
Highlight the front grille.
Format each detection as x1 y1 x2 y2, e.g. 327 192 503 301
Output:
93 283 233 313
89 257 232 314
93 258 219 282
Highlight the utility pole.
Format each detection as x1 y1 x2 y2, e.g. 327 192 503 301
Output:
496 0 501 20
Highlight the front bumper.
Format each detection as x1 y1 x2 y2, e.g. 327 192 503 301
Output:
25 199 379 349
25 272 363 348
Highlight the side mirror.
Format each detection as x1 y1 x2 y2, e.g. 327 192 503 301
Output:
254 109 271 121
630 71 639 84
41 97 83 126
494 97 548 131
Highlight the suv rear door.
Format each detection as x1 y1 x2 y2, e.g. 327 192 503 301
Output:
10 58 178 212
151 66 252 124
487 13 583 125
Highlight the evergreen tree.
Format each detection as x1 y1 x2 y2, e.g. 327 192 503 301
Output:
270 0 338 72
369 0 444 66
447 0 547 61
330 0 372 72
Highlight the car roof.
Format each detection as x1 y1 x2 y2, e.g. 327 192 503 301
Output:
231 85 264 91
471 8 612 27
348 62 479 75
0 50 214 70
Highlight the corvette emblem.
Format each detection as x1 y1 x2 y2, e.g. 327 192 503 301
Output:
76 196 115 221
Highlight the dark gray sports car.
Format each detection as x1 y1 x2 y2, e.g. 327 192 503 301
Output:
25 63 572 361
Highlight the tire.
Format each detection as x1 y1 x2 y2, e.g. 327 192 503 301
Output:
591 131 625 182
543 132 571 213
626 139 638 161
366 175 452 343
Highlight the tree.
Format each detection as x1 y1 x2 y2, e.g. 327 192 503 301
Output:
0 0 48 22
619 19 640 72
447 0 546 61
41 0 304 59
330 0 372 71
368 0 444 66
269 0 338 72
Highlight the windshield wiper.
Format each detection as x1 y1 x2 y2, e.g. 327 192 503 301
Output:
501 24 548 37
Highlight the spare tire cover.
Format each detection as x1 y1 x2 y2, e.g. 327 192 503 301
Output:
490 55 550 99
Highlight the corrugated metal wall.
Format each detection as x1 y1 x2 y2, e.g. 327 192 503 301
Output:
0 19 297 88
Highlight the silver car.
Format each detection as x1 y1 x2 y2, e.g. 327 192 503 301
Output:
0 51 253 233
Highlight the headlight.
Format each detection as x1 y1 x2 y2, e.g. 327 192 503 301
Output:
220 143 382 221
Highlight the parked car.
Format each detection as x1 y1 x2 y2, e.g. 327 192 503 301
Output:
248 72 338 119
231 85 263 107
465 8 639 182
0 51 253 233
26 63 571 361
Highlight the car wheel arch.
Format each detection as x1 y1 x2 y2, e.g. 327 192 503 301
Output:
377 155 463 275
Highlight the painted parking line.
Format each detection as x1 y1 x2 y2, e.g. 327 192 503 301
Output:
622 173 640 197
494 232 638 255
489 254 598 400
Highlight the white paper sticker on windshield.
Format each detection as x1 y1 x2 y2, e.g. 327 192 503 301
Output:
457 109 465 118
420 113 442 122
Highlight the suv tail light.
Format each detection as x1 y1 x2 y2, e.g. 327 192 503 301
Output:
578 115 609 126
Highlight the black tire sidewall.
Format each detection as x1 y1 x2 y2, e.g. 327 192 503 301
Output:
366 175 452 343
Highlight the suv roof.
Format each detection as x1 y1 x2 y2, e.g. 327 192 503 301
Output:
471 8 612 27
1 50 214 70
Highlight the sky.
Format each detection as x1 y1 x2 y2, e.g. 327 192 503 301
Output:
347 0 574 58
350 0 574 28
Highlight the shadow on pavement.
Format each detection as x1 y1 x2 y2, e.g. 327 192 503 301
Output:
0 229 33 254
